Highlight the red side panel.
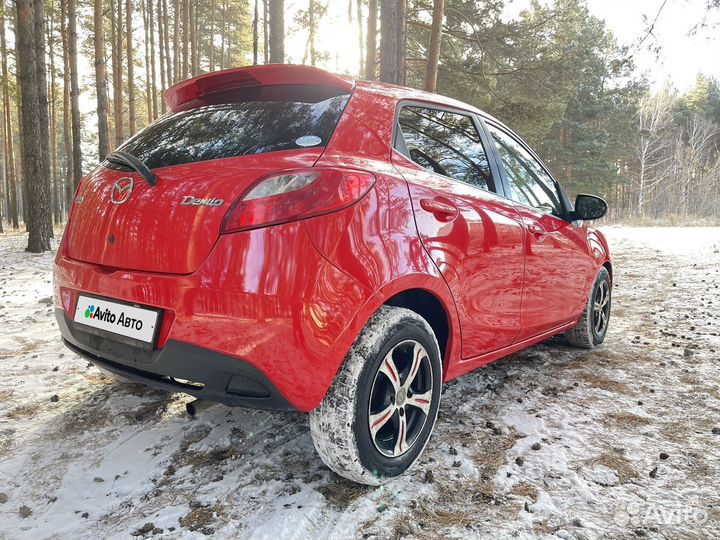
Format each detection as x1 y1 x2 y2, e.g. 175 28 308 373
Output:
164 64 355 112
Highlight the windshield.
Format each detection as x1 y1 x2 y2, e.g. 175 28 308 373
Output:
104 93 350 170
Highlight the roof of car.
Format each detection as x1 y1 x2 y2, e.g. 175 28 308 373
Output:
355 79 472 112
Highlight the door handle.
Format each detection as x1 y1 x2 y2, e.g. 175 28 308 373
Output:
419 198 459 221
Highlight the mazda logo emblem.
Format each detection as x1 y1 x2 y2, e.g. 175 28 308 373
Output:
110 177 134 205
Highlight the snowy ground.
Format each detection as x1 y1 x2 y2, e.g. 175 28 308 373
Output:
0 226 719 540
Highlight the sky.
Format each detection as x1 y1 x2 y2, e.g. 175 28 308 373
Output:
585 0 720 90
279 0 720 91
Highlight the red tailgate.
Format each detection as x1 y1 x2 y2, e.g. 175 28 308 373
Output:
65 150 323 274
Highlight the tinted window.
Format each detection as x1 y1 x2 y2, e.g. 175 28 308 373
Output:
398 106 495 192
105 93 349 170
487 124 562 215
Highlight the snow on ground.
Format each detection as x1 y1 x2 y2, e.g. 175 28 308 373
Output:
0 226 719 540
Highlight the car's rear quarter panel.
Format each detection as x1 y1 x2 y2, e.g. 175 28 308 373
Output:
309 86 463 381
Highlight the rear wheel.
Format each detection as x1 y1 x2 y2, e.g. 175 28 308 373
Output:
309 306 442 485
565 267 611 349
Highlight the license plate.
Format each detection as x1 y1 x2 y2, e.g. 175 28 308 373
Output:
73 295 160 344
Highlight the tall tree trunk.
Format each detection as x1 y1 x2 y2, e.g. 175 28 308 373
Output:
47 0 60 224
209 0 216 70
194 1 199 73
143 0 151 123
95 0 111 159
149 0 157 118
13 6 27 228
189 0 197 76
157 0 166 112
126 0 136 135
308 0 316 65
268 0 284 63
68 0 83 188
424 0 444 93
35 0 52 236
220 0 226 69
173 0 180 82
0 136 4 232
263 0 268 64
182 0 189 78
0 0 17 228
252 0 258 65
60 0 74 213
111 0 124 146
379 0 406 85
16 0 52 252
356 0 364 75
364 0 377 80
162 0 172 86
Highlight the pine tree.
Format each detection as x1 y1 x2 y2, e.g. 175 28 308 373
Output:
68 0 83 187
16 0 52 252
379 0 406 85
95 0 111 159
268 0 284 63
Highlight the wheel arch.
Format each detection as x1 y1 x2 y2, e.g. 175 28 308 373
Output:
602 260 613 284
370 276 461 381
384 288 450 362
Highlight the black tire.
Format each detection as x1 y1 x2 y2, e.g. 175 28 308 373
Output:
309 306 443 485
565 267 611 349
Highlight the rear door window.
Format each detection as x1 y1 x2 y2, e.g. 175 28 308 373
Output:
398 106 496 193
105 91 350 170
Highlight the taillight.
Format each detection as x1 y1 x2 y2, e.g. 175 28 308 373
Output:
221 168 375 233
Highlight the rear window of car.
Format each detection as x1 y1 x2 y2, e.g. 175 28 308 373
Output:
105 91 350 170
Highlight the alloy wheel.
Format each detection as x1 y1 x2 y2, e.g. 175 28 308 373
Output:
367 340 434 458
593 280 610 335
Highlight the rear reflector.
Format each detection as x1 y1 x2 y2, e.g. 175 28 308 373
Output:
221 168 375 233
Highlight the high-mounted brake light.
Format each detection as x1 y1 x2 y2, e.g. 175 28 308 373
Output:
220 168 376 233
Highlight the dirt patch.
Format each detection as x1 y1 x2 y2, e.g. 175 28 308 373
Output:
6 403 39 420
0 431 14 457
510 482 539 501
52 394 115 438
0 339 44 359
584 450 637 484
121 398 172 423
437 479 496 505
186 446 243 470
164 425 246 476
387 502 472 540
604 411 653 428
179 504 225 535
575 371 632 394
472 428 520 478
81 373 114 386
317 478 372 509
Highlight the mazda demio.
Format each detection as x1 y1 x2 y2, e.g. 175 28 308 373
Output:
54 64 612 485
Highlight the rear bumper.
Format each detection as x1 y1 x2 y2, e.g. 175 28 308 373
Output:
57 309 295 410
53 223 371 412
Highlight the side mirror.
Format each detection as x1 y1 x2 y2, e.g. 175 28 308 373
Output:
572 194 607 221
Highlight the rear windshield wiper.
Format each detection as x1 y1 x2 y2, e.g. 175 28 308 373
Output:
106 151 158 187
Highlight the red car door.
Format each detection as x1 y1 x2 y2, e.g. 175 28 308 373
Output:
485 121 593 340
392 105 526 358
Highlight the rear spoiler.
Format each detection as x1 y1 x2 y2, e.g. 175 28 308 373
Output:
164 64 355 112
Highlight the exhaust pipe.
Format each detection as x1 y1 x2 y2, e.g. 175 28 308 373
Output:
186 398 212 417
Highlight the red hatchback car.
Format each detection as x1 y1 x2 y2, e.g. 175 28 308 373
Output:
54 65 612 485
